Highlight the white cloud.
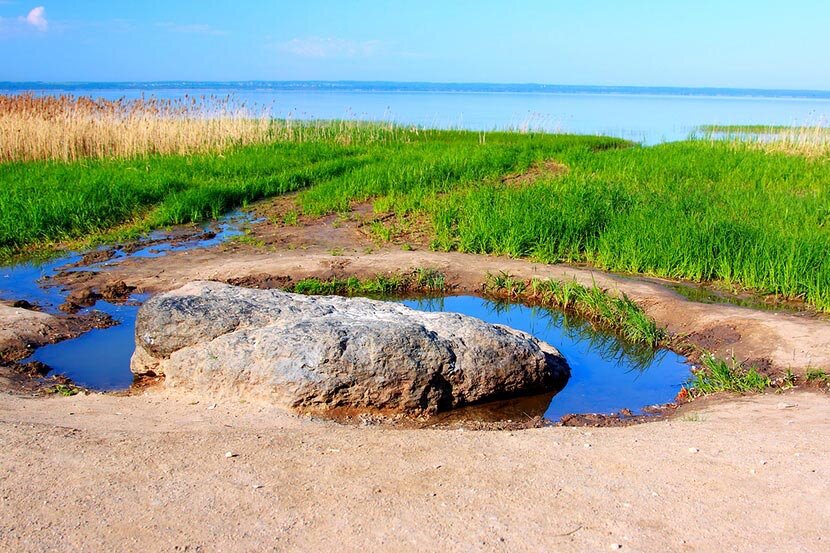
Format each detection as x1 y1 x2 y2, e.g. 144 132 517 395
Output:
156 21 228 36
25 5 47 31
280 37 381 59
0 5 49 35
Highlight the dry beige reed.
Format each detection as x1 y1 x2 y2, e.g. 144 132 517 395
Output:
0 93 414 163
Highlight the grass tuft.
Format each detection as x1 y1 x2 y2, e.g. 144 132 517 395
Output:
47 383 81 396
686 353 771 396
806 368 830 386
485 274 665 348
289 269 447 297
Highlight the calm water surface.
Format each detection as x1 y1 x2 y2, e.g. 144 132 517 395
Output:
5 81 830 144
402 296 688 421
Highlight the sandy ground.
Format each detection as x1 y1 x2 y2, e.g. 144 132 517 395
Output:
1 388 828 552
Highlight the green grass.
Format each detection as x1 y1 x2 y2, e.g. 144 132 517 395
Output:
485 274 666 348
289 268 447 297
0 127 619 259
687 354 771 396
47 383 81 396
5 125 830 312
806 368 830 384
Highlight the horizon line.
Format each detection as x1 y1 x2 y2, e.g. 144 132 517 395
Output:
2 80 830 98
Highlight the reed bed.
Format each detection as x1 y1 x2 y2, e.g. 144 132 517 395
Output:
0 93 415 162
698 124 830 157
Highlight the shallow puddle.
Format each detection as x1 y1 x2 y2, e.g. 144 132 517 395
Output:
27 299 142 390
401 296 690 421
1 212 253 387
26 293 690 420
0 211 252 313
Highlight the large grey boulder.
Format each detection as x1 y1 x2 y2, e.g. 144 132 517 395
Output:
131 281 569 414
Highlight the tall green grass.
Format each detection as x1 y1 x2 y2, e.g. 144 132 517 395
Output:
484 274 666 348
0 128 618 259
3 126 830 312
0 141 365 255
426 141 830 310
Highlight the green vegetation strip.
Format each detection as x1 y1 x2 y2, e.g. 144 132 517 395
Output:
686 354 771 396
5 125 830 311
697 124 827 134
484 273 666 348
289 268 446 297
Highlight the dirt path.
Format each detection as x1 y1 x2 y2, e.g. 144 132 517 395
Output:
1 388 827 552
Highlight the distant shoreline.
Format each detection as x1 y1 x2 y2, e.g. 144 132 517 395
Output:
2 80 830 100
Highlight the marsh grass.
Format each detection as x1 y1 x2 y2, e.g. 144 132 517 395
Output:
484 274 665 348
0 93 422 163
0 93 271 162
698 124 830 156
290 269 447 297
686 353 771 396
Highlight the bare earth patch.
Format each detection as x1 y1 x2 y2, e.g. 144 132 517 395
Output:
0 389 827 552
501 159 570 187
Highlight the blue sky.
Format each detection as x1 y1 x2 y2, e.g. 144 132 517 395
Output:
1 1 829 89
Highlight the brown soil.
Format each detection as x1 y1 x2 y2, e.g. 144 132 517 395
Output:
501 159 570 187
1 389 827 552
685 324 742 351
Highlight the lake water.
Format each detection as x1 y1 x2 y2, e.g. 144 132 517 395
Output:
4 81 830 144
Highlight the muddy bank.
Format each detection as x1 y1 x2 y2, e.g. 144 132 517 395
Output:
0 302 113 365
9 198 830 398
